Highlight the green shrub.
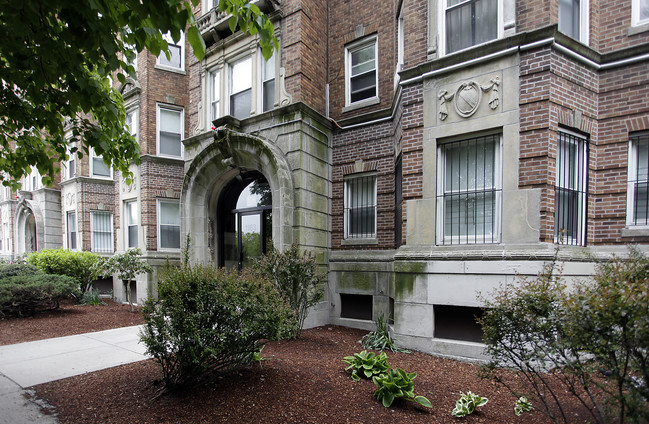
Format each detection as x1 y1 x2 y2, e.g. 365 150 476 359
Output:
343 350 390 381
80 289 105 306
451 392 488 418
0 263 41 279
0 271 80 316
372 368 432 408
480 247 649 424
361 313 410 353
28 248 106 293
252 243 323 337
140 264 295 392
100 248 151 311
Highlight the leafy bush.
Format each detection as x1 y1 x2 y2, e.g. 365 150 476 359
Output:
28 248 106 293
101 248 151 311
361 313 410 353
514 396 534 416
372 368 432 408
0 270 79 316
451 391 488 417
252 243 323 337
140 264 295 392
80 289 105 306
480 247 649 424
0 263 41 279
343 350 390 381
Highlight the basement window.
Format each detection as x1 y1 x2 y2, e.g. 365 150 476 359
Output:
434 305 484 343
340 294 373 320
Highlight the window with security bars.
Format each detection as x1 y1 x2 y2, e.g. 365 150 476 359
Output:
344 174 377 239
437 134 501 245
66 211 77 250
627 133 649 226
91 211 113 253
555 131 588 245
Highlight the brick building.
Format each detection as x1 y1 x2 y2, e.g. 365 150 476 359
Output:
3 0 649 358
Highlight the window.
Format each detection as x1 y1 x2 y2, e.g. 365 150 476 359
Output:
64 144 76 180
91 148 111 178
125 201 138 249
66 212 77 250
559 0 589 43
158 200 180 250
344 174 377 239
437 134 502 245
261 50 275 112
91 211 113 253
633 0 649 26
443 0 498 55
345 37 378 106
627 133 649 226
555 131 588 245
157 31 185 71
229 56 253 120
2 222 9 252
126 108 138 142
397 6 404 71
210 70 221 121
157 106 184 157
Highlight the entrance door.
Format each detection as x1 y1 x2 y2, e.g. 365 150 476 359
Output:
218 172 272 270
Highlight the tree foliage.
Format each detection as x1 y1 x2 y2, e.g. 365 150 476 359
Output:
479 248 649 424
101 248 151 311
0 0 277 188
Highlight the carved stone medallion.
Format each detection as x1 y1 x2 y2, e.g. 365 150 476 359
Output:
454 81 482 118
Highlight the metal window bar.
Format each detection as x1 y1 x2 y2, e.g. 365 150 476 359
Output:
437 135 500 245
346 175 376 238
555 132 588 245
631 134 649 225
91 212 113 253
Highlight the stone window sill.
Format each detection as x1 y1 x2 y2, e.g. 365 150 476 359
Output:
341 237 378 246
621 226 649 237
342 97 380 114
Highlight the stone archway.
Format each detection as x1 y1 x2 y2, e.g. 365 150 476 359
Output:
181 129 295 265
15 198 44 255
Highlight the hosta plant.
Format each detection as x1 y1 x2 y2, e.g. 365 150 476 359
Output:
361 313 410 353
343 350 390 381
372 368 432 408
514 396 534 416
452 391 488 417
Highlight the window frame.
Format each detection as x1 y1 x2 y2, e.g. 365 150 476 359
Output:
2 222 9 253
554 130 588 246
558 0 590 44
439 0 503 56
344 36 379 107
125 107 139 143
66 211 77 251
90 147 113 179
436 133 503 245
259 48 276 113
157 199 181 251
156 31 185 72
63 143 76 181
210 69 222 122
90 210 114 253
343 173 378 239
632 0 649 27
156 104 184 158
124 200 139 249
228 54 253 120
627 133 649 227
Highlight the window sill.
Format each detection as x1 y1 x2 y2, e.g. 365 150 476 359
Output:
621 226 649 238
154 64 186 75
341 237 378 246
342 97 380 114
628 22 649 36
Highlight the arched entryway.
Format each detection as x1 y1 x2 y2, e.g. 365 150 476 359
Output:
218 171 272 270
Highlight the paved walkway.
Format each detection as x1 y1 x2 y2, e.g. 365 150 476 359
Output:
0 326 148 424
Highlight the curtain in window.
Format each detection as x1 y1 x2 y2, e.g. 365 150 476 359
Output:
446 0 497 54
159 109 182 156
91 211 113 253
159 202 180 249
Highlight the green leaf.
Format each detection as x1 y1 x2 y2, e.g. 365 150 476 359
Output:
382 392 395 407
414 395 433 408
186 25 205 61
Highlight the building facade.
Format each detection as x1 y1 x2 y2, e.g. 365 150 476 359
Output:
3 0 649 358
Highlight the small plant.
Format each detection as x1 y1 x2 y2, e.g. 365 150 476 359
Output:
80 289 105 306
515 396 534 416
343 350 390 381
361 313 409 353
101 248 152 312
372 368 432 408
452 391 488 418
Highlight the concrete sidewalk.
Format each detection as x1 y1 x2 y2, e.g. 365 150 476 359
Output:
0 325 149 424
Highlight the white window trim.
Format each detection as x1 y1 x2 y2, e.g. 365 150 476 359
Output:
209 68 222 123
90 147 113 179
558 0 590 44
554 130 588 245
125 200 139 249
345 36 379 107
156 104 185 158
157 199 181 251
90 211 114 253
258 48 277 113
227 54 254 118
438 0 504 57
156 31 185 72
435 134 503 245
626 135 649 227
632 0 649 27
343 173 378 239
63 141 76 181
66 211 77 251
395 4 405 89
126 107 139 143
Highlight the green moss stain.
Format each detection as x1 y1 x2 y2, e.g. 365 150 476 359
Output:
393 262 426 300
339 271 374 292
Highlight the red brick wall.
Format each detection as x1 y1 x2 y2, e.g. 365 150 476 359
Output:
77 181 116 252
598 0 649 53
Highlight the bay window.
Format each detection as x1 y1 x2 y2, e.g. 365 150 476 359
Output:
91 148 111 178
91 211 113 253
